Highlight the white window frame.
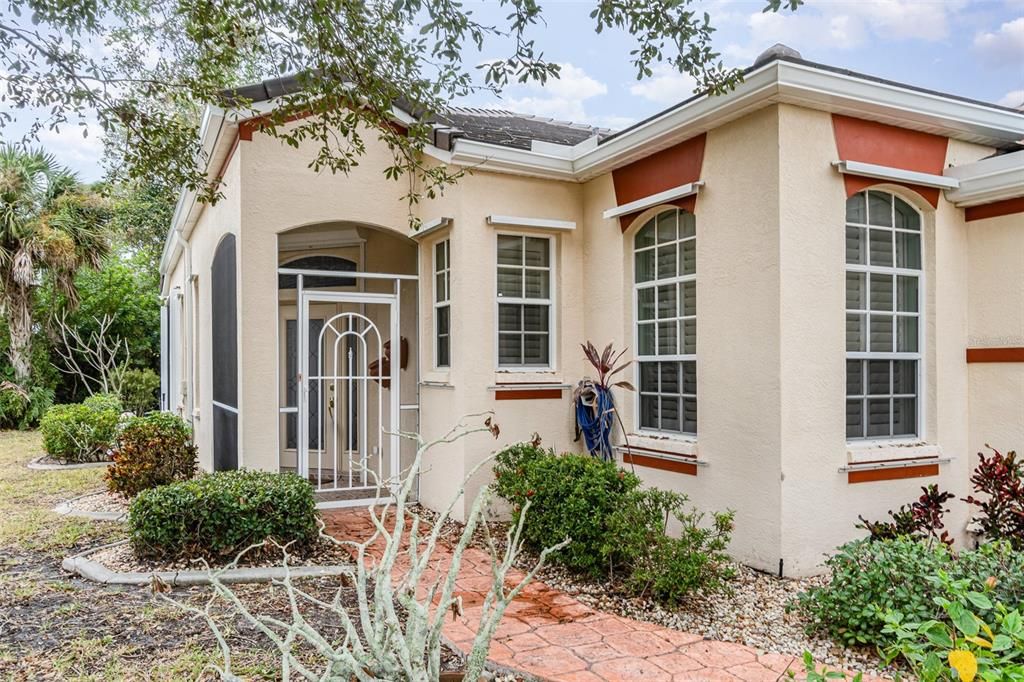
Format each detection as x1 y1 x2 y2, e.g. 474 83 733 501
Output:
632 208 697 437
433 238 451 369
845 189 925 443
494 232 556 370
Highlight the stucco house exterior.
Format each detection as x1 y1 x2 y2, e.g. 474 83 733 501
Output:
159 45 1024 577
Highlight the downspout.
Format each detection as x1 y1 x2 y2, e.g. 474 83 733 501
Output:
172 230 195 424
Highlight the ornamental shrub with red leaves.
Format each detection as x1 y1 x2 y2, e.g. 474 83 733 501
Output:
964 447 1024 548
857 484 954 544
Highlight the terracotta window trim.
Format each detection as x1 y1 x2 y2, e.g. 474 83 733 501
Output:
840 456 950 484
966 347 1024 363
615 445 705 477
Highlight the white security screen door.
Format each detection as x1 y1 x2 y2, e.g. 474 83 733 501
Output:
298 290 400 500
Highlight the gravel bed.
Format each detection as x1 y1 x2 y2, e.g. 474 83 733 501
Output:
63 490 129 515
89 535 352 573
407 504 897 677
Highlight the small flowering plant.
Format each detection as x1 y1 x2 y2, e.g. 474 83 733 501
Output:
881 572 1024 682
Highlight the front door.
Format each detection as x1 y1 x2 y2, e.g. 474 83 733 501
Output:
298 291 400 500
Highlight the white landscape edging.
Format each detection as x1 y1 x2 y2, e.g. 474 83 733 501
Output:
53 493 127 523
28 455 112 471
62 540 355 586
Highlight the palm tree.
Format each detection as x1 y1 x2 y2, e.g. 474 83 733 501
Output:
0 147 110 383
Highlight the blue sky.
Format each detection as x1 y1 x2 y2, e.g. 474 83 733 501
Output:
6 0 1023 181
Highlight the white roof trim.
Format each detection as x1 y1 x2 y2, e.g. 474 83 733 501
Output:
944 151 1024 207
833 160 960 190
602 181 704 220
486 215 576 231
409 216 452 239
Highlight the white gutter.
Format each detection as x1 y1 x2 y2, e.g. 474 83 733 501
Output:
443 60 1024 183
944 150 1024 207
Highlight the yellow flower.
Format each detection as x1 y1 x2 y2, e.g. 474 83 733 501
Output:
949 650 977 682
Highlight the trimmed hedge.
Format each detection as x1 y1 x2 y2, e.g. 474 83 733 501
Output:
39 394 122 462
106 411 197 497
128 470 320 561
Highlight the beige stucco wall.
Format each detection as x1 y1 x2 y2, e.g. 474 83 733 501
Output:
967 210 1024 458
165 150 242 470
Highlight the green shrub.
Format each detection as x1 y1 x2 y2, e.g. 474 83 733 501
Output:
39 401 121 462
493 443 735 602
128 470 319 561
493 444 638 576
607 488 735 605
881 572 1024 681
106 412 197 497
119 368 160 415
0 384 54 430
798 538 953 647
83 392 124 414
798 538 1024 648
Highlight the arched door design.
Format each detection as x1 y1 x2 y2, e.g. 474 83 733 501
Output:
211 234 239 471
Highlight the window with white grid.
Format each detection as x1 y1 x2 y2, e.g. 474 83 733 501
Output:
434 239 450 368
634 209 696 435
496 234 552 367
845 190 922 439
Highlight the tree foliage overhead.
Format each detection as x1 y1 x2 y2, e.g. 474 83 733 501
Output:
0 0 801 220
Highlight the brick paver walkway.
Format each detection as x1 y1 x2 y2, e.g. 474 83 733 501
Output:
323 508 884 681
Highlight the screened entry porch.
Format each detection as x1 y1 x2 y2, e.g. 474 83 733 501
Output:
276 223 419 507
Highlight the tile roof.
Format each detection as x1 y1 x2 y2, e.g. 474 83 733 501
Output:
432 107 612 150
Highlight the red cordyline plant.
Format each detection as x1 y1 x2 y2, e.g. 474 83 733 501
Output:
573 341 635 399
856 484 954 545
964 447 1024 548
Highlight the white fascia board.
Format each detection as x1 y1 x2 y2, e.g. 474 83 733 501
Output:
160 106 227 281
833 160 960 190
449 138 575 180
486 215 576 231
408 216 453 239
775 61 1024 147
574 64 782 181
602 181 704 220
944 151 1024 206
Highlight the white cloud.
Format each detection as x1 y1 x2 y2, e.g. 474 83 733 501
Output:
487 62 612 125
629 64 698 105
999 89 1024 108
728 0 967 64
974 17 1024 66
35 118 106 181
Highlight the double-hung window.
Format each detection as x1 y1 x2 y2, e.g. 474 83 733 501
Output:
634 209 697 435
434 239 451 368
845 190 922 439
497 234 552 367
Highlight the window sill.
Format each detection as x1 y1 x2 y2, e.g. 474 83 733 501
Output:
489 381 569 401
842 443 950 484
616 436 706 477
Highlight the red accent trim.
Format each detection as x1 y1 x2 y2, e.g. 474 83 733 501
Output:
612 134 706 231
965 197 1024 222
967 347 1024 363
494 388 563 400
832 115 949 208
623 452 698 476
848 463 938 484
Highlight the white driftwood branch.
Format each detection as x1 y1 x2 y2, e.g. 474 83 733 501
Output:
160 415 566 682
53 312 130 395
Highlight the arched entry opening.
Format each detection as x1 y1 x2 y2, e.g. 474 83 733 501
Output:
276 222 418 506
211 234 239 471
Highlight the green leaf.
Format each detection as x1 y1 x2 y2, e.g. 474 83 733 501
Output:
990 634 1013 652
966 592 993 611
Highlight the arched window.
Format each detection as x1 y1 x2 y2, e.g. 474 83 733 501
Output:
845 190 922 439
278 255 356 289
634 208 696 435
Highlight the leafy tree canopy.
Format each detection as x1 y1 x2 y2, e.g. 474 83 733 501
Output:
1 0 801 222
